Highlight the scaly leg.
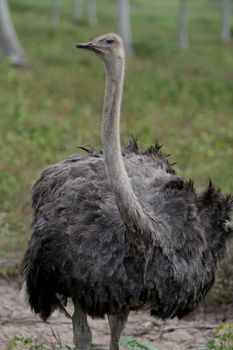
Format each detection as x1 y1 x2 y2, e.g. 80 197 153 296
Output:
72 302 92 350
108 311 129 350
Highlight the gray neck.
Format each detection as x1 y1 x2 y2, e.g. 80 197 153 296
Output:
102 56 153 237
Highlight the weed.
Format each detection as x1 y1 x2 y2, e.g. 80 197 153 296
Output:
6 335 75 350
120 336 156 350
6 334 157 350
7 336 37 350
205 323 233 350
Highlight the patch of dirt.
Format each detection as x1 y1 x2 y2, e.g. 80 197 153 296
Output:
0 279 232 350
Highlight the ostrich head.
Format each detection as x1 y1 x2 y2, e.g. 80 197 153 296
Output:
76 33 124 68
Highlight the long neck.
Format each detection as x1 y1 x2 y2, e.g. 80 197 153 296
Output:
102 56 153 237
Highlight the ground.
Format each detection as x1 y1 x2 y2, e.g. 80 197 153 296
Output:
1 279 232 350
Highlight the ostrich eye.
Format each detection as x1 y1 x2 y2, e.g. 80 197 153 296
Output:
106 39 114 44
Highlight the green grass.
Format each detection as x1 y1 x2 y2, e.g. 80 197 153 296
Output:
0 0 233 260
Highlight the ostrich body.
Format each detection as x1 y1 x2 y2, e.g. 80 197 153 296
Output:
22 34 233 350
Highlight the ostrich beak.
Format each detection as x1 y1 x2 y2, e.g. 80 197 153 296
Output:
76 41 104 54
75 41 94 49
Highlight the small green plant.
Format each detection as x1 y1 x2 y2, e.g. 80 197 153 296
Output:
7 335 75 350
120 336 156 350
7 336 35 350
205 323 233 350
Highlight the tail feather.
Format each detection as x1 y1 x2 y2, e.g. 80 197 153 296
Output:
199 180 233 260
21 232 73 321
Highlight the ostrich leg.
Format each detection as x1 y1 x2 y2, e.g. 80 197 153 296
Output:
72 302 92 350
108 311 129 350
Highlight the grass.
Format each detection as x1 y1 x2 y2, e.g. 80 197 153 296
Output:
0 0 232 263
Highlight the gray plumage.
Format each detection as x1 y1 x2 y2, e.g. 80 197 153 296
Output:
22 142 233 318
22 33 233 349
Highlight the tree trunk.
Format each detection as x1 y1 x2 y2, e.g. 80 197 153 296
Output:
87 0 97 26
0 0 28 67
116 0 133 56
177 0 188 50
72 0 82 22
220 0 230 42
50 0 59 25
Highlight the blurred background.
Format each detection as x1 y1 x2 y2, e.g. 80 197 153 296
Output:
0 0 233 303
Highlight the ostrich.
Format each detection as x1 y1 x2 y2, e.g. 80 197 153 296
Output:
22 33 233 350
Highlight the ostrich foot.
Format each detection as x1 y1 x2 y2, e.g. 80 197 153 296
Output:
72 302 92 350
108 311 129 350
